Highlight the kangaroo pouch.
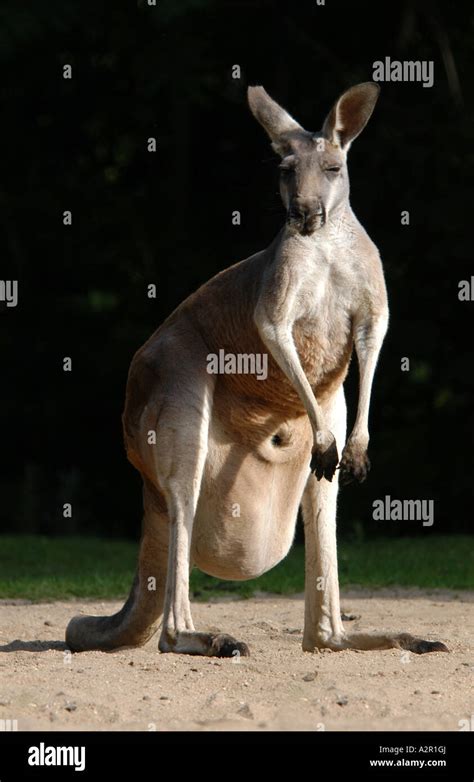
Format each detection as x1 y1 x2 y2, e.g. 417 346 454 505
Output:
191 412 312 580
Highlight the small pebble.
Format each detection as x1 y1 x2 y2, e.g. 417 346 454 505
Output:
237 704 254 720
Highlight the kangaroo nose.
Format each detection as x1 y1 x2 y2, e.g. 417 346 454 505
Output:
293 197 323 218
290 198 325 234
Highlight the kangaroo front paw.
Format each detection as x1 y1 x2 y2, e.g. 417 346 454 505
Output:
339 443 370 485
310 435 339 482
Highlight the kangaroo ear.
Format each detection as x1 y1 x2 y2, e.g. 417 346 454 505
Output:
247 86 303 156
322 82 380 150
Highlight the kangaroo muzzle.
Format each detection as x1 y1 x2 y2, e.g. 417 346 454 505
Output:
288 201 326 235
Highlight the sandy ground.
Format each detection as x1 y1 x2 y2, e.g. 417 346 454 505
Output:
0 589 472 732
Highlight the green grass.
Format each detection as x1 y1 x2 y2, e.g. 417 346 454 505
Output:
0 534 472 602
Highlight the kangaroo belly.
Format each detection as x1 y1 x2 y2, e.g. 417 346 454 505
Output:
191 413 312 580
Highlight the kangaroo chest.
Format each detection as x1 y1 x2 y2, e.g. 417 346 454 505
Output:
290 243 355 388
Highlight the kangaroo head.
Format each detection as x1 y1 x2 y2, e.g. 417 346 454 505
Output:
248 82 380 236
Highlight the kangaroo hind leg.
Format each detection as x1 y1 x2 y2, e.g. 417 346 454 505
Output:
155 361 249 658
302 385 448 655
66 479 168 652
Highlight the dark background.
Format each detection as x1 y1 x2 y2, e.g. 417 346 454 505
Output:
0 0 472 539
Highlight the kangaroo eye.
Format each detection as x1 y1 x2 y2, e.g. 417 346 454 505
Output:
279 165 294 174
325 166 341 173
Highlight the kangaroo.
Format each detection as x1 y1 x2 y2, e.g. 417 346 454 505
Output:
66 83 448 657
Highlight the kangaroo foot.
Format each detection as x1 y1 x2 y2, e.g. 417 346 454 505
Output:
159 630 250 658
303 630 448 654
